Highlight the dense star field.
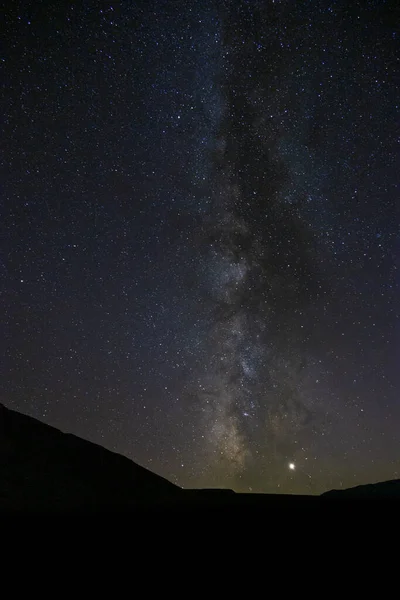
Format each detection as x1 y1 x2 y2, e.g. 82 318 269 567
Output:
2 1 398 494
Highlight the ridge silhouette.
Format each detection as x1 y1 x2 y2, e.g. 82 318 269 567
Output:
1 403 399 511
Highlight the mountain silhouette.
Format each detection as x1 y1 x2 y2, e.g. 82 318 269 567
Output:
0 402 180 511
1 403 399 511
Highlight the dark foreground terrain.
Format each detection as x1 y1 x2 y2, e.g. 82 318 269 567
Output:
1 403 399 512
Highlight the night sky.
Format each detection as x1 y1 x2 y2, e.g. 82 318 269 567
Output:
2 0 398 494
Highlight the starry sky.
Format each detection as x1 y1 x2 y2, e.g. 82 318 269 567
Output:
2 0 399 494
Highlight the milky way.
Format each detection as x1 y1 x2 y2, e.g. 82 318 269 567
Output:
2 0 398 494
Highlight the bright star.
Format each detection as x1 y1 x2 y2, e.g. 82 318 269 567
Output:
289 462 296 471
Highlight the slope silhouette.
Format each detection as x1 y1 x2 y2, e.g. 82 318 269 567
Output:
1 403 399 511
0 402 181 511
